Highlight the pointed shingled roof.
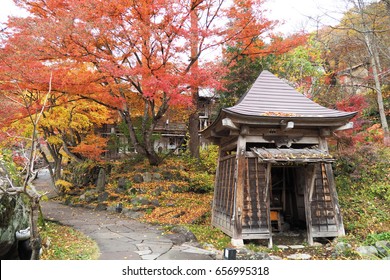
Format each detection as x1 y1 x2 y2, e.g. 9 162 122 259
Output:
223 70 356 119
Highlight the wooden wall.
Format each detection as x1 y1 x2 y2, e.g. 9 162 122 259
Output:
242 158 271 239
212 155 236 236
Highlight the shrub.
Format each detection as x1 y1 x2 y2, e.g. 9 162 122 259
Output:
188 172 214 193
199 145 219 174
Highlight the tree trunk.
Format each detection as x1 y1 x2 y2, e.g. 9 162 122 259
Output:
362 18 390 146
29 197 41 260
120 110 163 166
371 56 390 145
189 0 200 159
189 111 200 159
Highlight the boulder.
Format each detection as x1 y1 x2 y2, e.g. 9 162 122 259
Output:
117 177 131 189
169 183 185 193
96 168 106 192
131 196 151 206
170 226 197 243
152 186 164 196
142 172 152 183
83 190 97 203
162 171 174 180
375 241 390 257
97 192 109 202
152 173 162 181
0 192 30 259
356 246 378 259
333 242 352 256
133 174 143 183
95 203 108 211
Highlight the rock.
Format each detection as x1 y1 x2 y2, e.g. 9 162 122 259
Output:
0 192 30 259
151 199 160 207
270 255 283 260
333 242 352 256
375 241 390 257
142 172 152 183
82 190 97 203
152 187 164 196
312 242 323 247
97 192 109 202
95 203 108 211
165 233 187 245
171 226 197 243
131 196 150 206
169 183 184 193
123 210 144 219
117 177 131 189
162 171 174 180
96 168 106 192
287 253 311 260
133 174 143 183
356 246 378 258
152 173 162 181
289 245 305 249
277 245 289 250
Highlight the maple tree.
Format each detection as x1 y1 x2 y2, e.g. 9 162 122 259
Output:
0 0 279 165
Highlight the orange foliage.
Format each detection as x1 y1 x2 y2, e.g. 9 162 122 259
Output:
71 134 108 161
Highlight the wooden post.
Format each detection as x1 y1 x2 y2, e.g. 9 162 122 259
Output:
325 163 346 236
232 134 245 247
265 162 273 248
211 148 223 227
304 164 316 246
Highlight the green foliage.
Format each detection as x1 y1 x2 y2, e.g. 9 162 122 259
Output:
199 145 219 175
185 224 230 250
364 232 390 246
188 172 214 193
335 145 390 239
218 47 266 108
0 149 23 186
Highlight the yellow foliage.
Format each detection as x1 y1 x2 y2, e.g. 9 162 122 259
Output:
55 179 73 192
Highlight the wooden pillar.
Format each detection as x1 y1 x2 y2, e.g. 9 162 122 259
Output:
265 162 273 248
231 134 246 247
304 164 316 246
211 147 223 227
325 163 346 236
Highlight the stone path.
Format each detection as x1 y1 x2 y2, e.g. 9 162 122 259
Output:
35 169 217 260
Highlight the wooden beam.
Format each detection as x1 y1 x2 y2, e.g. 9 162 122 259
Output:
281 120 294 131
335 122 354 131
222 118 239 131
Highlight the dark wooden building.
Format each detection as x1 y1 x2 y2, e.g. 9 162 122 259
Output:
201 71 356 247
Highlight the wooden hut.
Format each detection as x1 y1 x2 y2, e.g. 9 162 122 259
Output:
201 71 356 247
